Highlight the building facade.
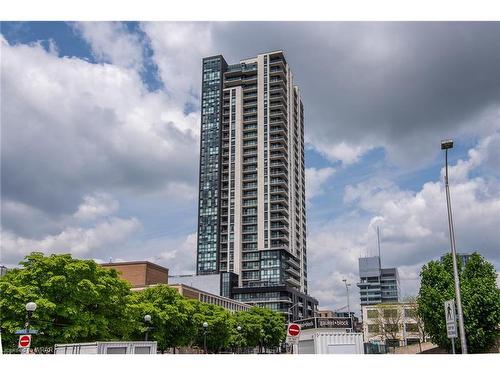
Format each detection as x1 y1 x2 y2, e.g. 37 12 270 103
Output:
357 256 400 307
362 303 424 348
101 261 250 313
168 272 239 299
196 51 315 320
101 261 169 288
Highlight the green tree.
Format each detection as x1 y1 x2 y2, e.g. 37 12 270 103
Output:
190 300 232 353
0 252 135 350
230 308 264 351
128 284 197 353
247 306 286 351
417 252 500 353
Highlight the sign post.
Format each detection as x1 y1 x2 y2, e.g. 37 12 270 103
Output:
18 334 31 354
287 323 301 354
444 299 458 354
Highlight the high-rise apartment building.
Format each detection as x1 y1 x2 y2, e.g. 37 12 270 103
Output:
357 256 400 307
196 51 317 321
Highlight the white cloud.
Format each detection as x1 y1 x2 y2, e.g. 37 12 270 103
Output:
73 22 144 70
305 167 335 200
1 217 141 265
1 35 200 219
74 193 119 221
308 140 374 165
140 22 214 107
143 232 197 275
308 135 500 313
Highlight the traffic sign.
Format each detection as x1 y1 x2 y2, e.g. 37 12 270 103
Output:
18 335 31 349
287 323 301 337
444 300 458 338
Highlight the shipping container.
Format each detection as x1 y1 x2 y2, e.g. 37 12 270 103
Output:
296 330 364 354
54 341 157 354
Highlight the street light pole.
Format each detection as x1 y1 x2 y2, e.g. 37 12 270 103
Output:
143 314 151 341
25 302 37 333
286 302 299 354
342 279 351 321
441 139 467 354
260 329 264 354
24 302 37 354
236 325 241 354
202 322 208 354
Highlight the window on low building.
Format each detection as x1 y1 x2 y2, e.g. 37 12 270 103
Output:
368 324 380 333
383 309 398 318
405 323 419 332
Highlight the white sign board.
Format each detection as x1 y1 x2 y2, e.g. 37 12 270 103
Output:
286 335 299 345
444 300 457 338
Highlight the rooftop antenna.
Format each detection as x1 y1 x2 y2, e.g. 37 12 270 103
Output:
377 226 382 268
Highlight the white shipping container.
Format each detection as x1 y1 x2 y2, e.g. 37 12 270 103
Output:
296 330 364 354
54 341 157 354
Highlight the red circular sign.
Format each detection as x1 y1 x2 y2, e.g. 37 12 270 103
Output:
19 335 31 347
288 323 301 336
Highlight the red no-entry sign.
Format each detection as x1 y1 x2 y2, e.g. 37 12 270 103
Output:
288 323 301 337
18 335 31 348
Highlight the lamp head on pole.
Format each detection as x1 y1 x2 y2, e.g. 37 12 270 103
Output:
237 326 241 331
144 314 152 323
441 139 454 150
26 302 37 312
203 322 208 328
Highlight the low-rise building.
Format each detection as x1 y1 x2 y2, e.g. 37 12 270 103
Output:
362 302 424 348
0 265 8 278
100 261 250 313
101 261 168 288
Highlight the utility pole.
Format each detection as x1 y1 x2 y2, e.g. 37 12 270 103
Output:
377 226 382 268
342 279 351 325
441 139 467 354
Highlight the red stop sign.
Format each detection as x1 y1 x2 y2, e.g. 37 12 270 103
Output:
288 323 301 337
19 335 31 348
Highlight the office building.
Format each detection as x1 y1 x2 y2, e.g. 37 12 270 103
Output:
357 256 400 306
440 252 472 269
196 51 317 320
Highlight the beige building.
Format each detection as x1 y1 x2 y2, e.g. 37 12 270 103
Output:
362 303 424 347
317 309 334 318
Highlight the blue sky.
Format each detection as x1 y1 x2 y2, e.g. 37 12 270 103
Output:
1 21 499 314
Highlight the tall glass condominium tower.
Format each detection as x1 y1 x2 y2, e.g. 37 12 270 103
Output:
197 51 315 319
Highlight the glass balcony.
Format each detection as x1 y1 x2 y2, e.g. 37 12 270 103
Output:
270 178 287 186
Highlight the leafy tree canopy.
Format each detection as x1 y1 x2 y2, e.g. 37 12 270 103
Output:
127 284 197 352
417 252 500 353
0 252 135 350
190 300 233 353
